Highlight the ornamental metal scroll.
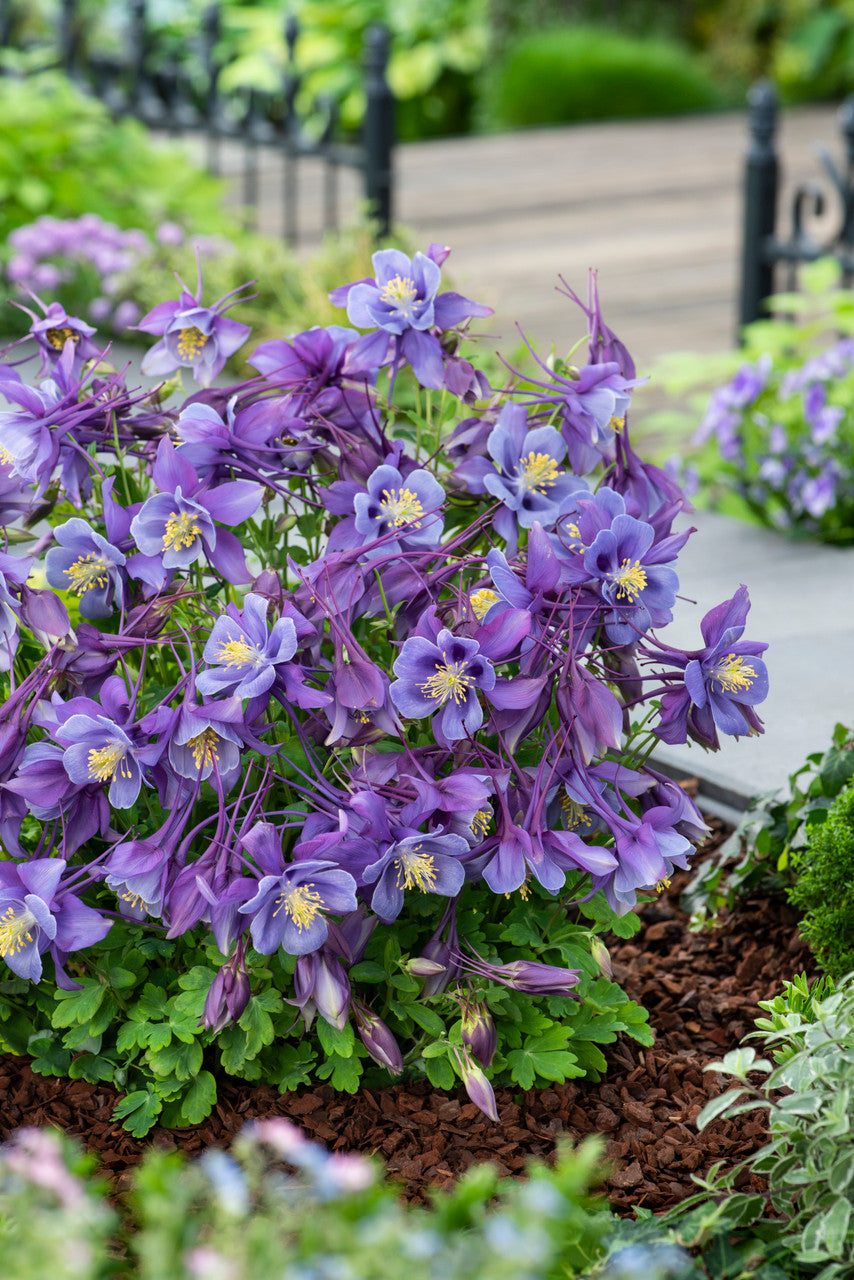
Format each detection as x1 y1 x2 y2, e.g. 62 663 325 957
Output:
0 0 394 246
739 81 854 333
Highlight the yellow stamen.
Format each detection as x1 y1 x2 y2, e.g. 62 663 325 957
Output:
0 905 36 957
561 791 586 828
163 510 201 552
87 741 130 782
379 487 424 528
187 727 220 771
470 809 491 840
518 451 561 493
395 845 437 893
63 553 110 596
611 557 647 601
272 883 324 930
45 326 79 350
217 636 261 667
712 654 756 694
504 875 531 902
0 444 15 467
176 326 208 361
470 589 498 621
356 710 372 724
379 274 418 310
121 890 147 913
608 415 626 433
420 654 474 706
655 876 671 893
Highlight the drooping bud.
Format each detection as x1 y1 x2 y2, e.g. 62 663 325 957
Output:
590 936 613 980
353 1000 403 1076
453 1046 499 1122
294 950 351 1032
201 942 251 1034
404 956 447 979
460 994 497 1069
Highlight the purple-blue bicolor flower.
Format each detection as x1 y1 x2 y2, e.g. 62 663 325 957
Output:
60 715 145 808
197 593 298 699
591 809 694 915
362 832 468 923
352 463 444 551
455 403 584 547
166 698 244 791
45 517 126 619
129 437 261 584
136 264 252 387
655 585 769 750
0 858 109 984
237 822 358 956
331 247 492 391
390 628 496 740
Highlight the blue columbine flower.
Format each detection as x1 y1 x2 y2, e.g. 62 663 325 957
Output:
362 832 468 923
237 822 358 956
196 593 298 700
352 462 445 551
136 264 252 387
390 628 496 741
45 517 126 619
0 858 109 984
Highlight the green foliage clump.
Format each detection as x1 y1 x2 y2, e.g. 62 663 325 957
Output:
480 25 726 131
682 721 854 928
788 785 854 978
0 71 231 244
633 974 854 1279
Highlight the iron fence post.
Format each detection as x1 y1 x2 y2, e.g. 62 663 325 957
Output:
363 23 394 239
739 79 778 335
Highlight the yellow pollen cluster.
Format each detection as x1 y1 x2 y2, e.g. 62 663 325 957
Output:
46 326 79 350
121 890 147 913
611 557 648 601
420 654 473 706
0 444 15 467
63 552 110 596
560 791 586 828
379 487 424 528
395 846 437 893
176 326 208 361
608 415 626 433
187 727 221 771
470 809 491 840
469 588 498 621
273 883 324 930
163 510 201 552
519 451 561 492
712 653 756 694
504 876 531 902
655 876 671 893
356 709 372 724
0 905 35 957
379 274 418 309
87 741 130 782
217 635 261 667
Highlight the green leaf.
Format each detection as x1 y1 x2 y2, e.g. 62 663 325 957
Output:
696 1087 749 1129
317 1018 355 1059
349 961 387 983
315 1051 362 1092
505 1026 582 1089
51 980 105 1028
115 1020 148 1055
176 1071 218 1125
27 1035 72 1076
276 1042 315 1091
237 997 277 1057
144 1023 173 1052
403 1002 446 1038
133 983 170 1021
819 1196 852 1257
112 1089 163 1138
424 1053 455 1089
147 1037 203 1080
68 1053 115 1083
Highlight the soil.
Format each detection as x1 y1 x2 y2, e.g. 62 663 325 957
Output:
0 805 814 1214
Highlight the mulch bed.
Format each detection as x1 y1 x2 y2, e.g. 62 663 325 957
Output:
0 807 813 1214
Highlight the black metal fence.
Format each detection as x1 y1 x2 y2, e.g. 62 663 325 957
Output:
0 0 395 246
740 79 854 332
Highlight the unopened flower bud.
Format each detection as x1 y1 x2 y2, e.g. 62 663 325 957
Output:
405 956 447 978
461 998 497 1068
590 936 613 980
454 1046 498 1122
202 950 251 1034
353 1001 403 1075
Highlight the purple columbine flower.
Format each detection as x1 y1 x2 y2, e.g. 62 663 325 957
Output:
136 261 252 387
237 821 358 956
44 517 126 619
13 297 100 376
60 715 145 809
197 594 298 700
350 462 445 553
459 946 582 998
655 585 769 749
331 246 492 391
0 859 109 984
129 437 261 584
390 628 496 740
362 831 468 923
166 698 244 792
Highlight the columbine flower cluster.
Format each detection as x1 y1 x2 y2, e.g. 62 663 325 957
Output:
697 332 854 544
0 245 768 1112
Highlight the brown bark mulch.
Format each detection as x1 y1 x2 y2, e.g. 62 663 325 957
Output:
0 807 813 1213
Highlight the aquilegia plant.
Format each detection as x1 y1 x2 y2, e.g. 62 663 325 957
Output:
0 247 768 1133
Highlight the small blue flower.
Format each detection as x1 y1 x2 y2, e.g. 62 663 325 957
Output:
45 517 126 619
390 629 495 740
363 832 468 922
